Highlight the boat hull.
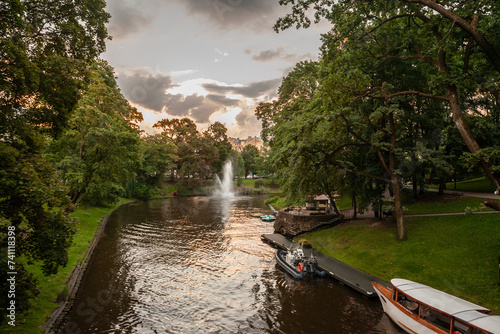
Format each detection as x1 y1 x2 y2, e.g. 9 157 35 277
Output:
372 282 442 334
261 215 276 222
275 250 303 279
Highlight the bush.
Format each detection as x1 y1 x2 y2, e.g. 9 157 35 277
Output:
254 179 265 188
265 196 281 205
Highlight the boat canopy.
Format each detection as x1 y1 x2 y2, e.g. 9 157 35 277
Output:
468 315 500 333
391 279 490 316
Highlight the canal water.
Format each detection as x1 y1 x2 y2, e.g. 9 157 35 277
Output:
61 196 402 333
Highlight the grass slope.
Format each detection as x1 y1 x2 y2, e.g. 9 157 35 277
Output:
429 177 496 193
301 214 500 314
5 199 132 333
404 192 500 215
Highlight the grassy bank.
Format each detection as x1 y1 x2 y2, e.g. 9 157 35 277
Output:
428 177 496 193
300 213 500 314
7 199 133 333
404 192 500 215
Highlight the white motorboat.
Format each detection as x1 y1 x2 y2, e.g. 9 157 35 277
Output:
372 278 500 334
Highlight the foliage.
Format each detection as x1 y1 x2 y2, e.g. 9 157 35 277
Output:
241 144 260 178
154 118 232 185
0 0 111 320
47 61 142 205
274 0 500 192
254 179 265 188
204 121 232 173
135 134 178 197
0 0 110 138
260 0 500 240
233 151 246 182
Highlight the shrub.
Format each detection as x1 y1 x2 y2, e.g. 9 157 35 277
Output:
254 179 265 188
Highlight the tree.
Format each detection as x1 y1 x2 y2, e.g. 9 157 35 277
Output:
0 0 110 318
47 61 142 205
153 118 221 186
257 61 344 214
135 134 178 197
0 0 110 138
241 145 260 178
203 121 232 173
275 0 500 194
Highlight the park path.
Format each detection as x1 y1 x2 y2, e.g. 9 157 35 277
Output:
427 188 499 200
341 188 500 219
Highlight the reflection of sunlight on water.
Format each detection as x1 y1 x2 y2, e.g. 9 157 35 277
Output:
62 196 402 333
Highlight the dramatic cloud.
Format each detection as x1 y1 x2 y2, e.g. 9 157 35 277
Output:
116 70 232 123
202 78 281 99
116 68 278 134
231 102 262 137
206 94 240 106
117 70 175 112
252 46 296 62
175 0 279 32
107 0 156 39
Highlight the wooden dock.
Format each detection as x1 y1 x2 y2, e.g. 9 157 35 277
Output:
261 233 388 298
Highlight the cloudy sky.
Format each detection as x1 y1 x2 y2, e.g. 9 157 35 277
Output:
103 0 330 137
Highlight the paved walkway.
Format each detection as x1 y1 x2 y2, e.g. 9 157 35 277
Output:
427 188 500 200
341 189 500 219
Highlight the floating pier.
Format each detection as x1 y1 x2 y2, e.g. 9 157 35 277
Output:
261 233 388 298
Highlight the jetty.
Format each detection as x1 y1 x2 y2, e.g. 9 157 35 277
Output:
261 233 388 298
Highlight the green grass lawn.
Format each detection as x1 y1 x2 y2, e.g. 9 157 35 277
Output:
429 177 496 193
6 199 133 333
404 192 500 215
300 213 500 314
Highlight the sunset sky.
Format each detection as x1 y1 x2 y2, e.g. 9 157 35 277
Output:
103 0 330 137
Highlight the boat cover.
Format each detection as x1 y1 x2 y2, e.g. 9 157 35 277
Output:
468 315 500 334
391 279 490 316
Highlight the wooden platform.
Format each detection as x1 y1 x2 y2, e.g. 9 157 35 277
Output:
261 233 388 298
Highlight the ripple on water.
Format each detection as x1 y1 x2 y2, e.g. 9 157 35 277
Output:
61 197 402 334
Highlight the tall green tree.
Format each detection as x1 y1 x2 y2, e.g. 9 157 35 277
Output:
153 118 220 186
1 0 109 138
48 61 142 205
0 0 110 318
203 121 232 173
241 145 260 178
275 0 500 194
135 134 178 196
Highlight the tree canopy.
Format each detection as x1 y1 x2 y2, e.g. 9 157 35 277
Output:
259 0 500 240
0 0 111 318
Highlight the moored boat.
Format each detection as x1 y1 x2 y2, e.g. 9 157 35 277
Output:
275 242 326 279
261 214 276 222
372 278 500 334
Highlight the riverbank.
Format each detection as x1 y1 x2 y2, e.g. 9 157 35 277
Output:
8 179 279 333
299 211 500 314
3 199 134 334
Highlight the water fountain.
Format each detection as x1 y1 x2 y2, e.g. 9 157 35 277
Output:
214 160 234 198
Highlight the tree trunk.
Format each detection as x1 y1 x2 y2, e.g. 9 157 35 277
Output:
448 85 500 193
412 176 418 199
484 200 500 211
438 178 445 195
352 192 357 219
413 1 500 73
391 174 407 241
330 199 341 216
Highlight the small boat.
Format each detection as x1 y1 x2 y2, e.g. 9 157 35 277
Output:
275 242 326 279
372 278 500 334
261 214 276 222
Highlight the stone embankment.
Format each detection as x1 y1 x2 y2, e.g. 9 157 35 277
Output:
273 208 342 237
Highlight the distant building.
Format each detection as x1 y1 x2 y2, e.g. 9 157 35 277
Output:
228 136 264 152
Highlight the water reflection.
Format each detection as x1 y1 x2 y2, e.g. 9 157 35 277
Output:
61 196 402 333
